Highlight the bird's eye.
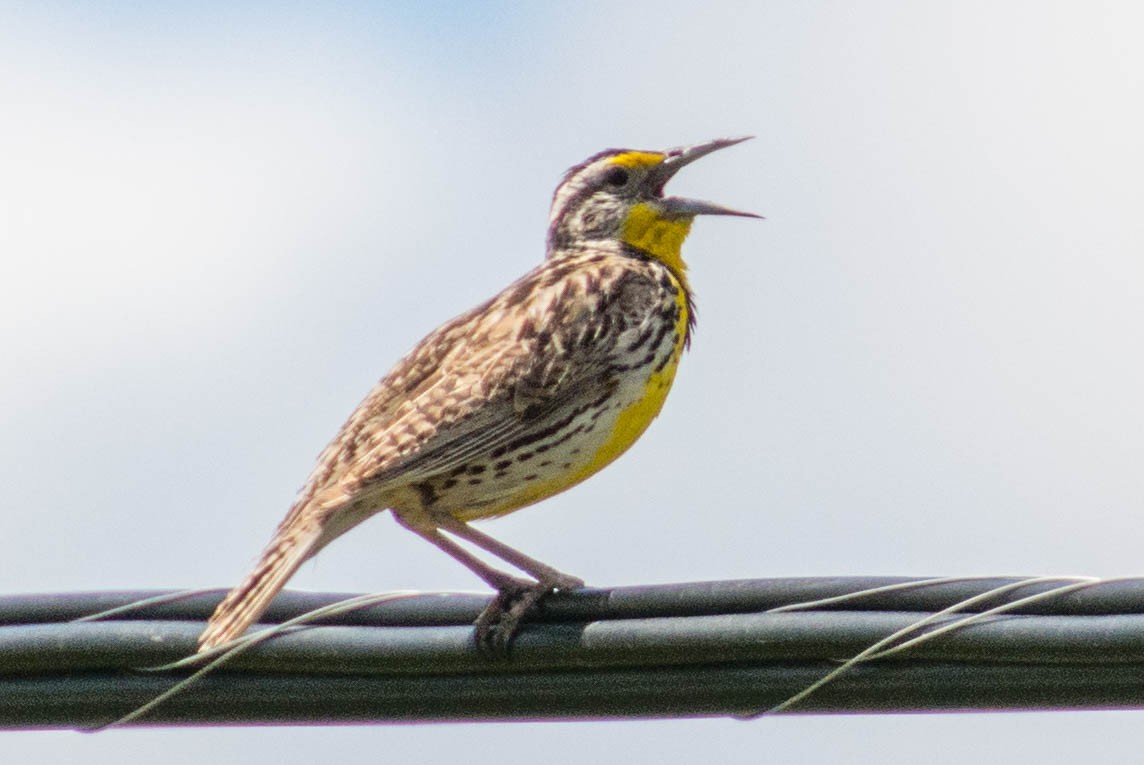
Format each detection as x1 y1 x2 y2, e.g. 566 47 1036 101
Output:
603 167 629 187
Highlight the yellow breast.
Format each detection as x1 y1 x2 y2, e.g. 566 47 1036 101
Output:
483 276 691 517
573 292 689 479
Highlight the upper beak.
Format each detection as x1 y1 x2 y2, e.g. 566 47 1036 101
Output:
648 136 761 219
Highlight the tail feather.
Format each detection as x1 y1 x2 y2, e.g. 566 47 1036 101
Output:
198 519 326 652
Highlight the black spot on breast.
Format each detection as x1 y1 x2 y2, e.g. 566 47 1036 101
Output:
519 402 548 421
627 327 655 352
516 452 534 462
415 483 438 508
649 316 674 352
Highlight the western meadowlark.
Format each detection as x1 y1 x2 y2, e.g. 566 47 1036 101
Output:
198 136 757 652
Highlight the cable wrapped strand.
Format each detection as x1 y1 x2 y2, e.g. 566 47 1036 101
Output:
4 576 1144 728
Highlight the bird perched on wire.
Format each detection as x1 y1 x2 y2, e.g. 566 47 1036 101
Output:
198 136 758 653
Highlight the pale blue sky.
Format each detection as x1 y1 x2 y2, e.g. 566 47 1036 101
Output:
3 2 1143 761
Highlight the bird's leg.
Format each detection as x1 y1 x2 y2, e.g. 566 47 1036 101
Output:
392 512 531 592
431 515 584 655
433 514 585 591
393 510 582 653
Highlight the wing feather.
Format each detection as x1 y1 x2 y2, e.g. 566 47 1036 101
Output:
290 251 670 514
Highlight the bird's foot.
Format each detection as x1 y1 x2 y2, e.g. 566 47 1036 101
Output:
474 573 583 656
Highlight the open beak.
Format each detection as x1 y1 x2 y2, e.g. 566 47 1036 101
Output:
648 136 761 219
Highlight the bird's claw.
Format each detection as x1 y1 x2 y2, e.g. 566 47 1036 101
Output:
474 576 582 656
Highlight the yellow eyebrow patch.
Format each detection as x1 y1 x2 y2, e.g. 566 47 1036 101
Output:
609 151 664 169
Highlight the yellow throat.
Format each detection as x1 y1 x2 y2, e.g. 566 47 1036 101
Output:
621 201 694 287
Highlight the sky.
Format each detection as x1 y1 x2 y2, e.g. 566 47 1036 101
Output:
2 1 1143 761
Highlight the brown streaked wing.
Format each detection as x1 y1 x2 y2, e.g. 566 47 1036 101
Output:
343 270 629 490
286 252 663 515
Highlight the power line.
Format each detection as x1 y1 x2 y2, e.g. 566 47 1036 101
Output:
3 577 1144 728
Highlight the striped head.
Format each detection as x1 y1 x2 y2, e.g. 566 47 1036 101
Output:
546 137 759 275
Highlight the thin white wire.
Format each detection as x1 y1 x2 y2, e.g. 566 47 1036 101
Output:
756 575 1103 716
90 590 426 731
71 589 218 622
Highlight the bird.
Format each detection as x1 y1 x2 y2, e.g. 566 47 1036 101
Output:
198 136 758 653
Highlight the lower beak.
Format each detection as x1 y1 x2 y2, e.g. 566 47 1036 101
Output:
651 136 761 219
